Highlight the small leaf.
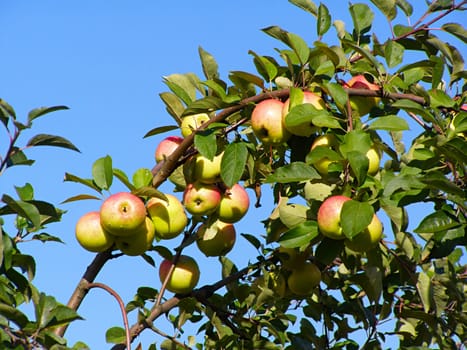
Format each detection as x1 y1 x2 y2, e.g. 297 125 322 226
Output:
92 155 113 190
416 271 432 312
0 302 29 328
278 221 319 248
347 151 369 184
27 134 80 152
442 23 467 43
61 194 102 204
220 142 249 188
317 3 331 37
368 115 410 131
105 326 127 344
385 40 404 68
349 3 374 35
113 168 136 191
249 50 278 82
27 105 69 123
414 211 460 234
132 168 153 188
2 194 41 230
199 46 219 80
264 162 320 183
63 173 102 193
143 125 179 138
194 129 218 160
288 0 318 16
159 92 185 122
132 186 166 200
370 0 397 20
229 71 265 89
241 233 262 250
396 0 413 16
341 200 374 239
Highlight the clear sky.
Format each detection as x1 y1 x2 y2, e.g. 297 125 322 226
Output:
1 1 465 349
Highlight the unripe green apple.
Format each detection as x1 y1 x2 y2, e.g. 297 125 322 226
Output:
180 113 210 137
75 211 115 253
345 214 383 252
310 134 341 175
193 152 223 184
196 220 236 257
316 195 351 240
100 192 147 237
159 255 200 294
287 262 321 296
183 182 222 216
366 146 381 175
155 136 183 163
217 183 250 223
283 91 326 136
147 194 188 240
115 217 156 256
251 99 291 145
345 75 380 116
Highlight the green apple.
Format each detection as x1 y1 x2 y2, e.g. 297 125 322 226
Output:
287 262 321 296
180 113 210 137
283 91 326 136
75 211 115 253
316 195 351 240
251 99 291 145
345 214 383 252
100 192 147 237
196 220 236 257
366 146 381 175
155 136 183 163
115 217 155 256
183 182 222 216
147 194 188 240
345 75 380 116
193 152 223 184
159 255 200 294
277 247 308 270
217 183 250 223
310 134 341 175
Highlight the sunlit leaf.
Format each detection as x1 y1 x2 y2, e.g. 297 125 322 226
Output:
194 129 218 160
265 162 320 183
105 326 127 344
92 155 113 190
414 211 460 233
288 0 318 16
143 125 179 138
317 3 331 37
220 142 249 188
385 40 405 67
26 134 80 152
341 200 374 239
370 0 397 20
442 23 467 43
278 221 319 248
368 115 410 131
27 105 69 123
199 46 219 80
349 3 374 35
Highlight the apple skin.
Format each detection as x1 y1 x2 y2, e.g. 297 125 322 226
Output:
251 99 291 145
196 220 236 257
346 75 380 116
147 194 188 240
193 152 223 184
182 182 222 216
287 262 321 296
180 113 210 137
75 211 115 253
159 255 200 294
155 136 183 163
317 195 351 240
115 217 155 256
100 192 147 237
282 91 326 136
366 147 381 175
345 214 383 252
217 184 250 223
310 134 340 175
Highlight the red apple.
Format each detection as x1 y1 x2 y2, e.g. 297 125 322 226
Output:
182 182 222 216
115 217 156 256
75 211 115 253
159 255 200 294
316 195 351 240
251 99 291 145
283 91 326 136
155 136 183 163
216 183 250 223
100 192 147 237
345 75 380 116
147 194 188 240
196 220 236 257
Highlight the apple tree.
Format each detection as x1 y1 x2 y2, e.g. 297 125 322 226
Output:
1 0 466 349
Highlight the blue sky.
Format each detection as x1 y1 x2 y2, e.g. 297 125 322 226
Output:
1 1 465 349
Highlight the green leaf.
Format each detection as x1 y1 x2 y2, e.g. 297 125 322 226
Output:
143 125 179 138
396 0 413 16
132 168 153 188
288 0 318 16
240 233 262 250
229 71 265 89
428 89 456 108
340 130 371 155
63 173 102 193
315 237 344 264
368 115 410 131
27 105 69 124
6 148 34 167
159 92 185 122
0 302 29 328
26 134 80 152
249 50 278 82
414 211 460 234
14 183 34 201
199 46 219 80
113 168 136 191
105 326 127 344
341 200 374 239
416 271 432 312
279 202 310 228
194 129 218 160
370 0 397 20
322 82 348 112
391 99 433 123
265 162 319 183
347 151 369 184
441 23 467 43
220 142 249 188
342 39 381 73
349 3 374 35
163 74 197 106
385 40 404 68
278 221 319 248
262 26 310 65
92 155 113 190
1 194 41 230
317 3 331 37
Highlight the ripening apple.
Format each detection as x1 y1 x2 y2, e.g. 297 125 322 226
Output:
282 91 326 136
251 99 291 145
345 75 380 116
100 192 147 237
155 136 183 163
159 255 200 294
366 146 381 175
287 262 321 296
183 182 222 216
316 195 351 240
147 194 188 240
310 134 341 175
217 183 250 223
115 217 156 256
193 152 223 184
75 211 115 253
180 113 210 137
345 214 383 252
196 220 236 257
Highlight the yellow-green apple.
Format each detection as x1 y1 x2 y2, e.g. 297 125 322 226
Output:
115 217 155 256
251 99 291 145
182 182 222 216
345 214 383 252
155 136 183 163
100 192 147 237
316 195 351 240
282 91 326 136
193 152 223 184
158 255 200 294
217 183 250 223
287 262 321 296
147 194 188 240
196 220 236 257
366 146 381 175
180 113 210 137
310 134 341 175
345 75 380 116
75 211 115 253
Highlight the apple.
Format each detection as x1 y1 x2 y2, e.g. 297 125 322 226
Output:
345 214 383 252
155 136 183 163
277 247 308 270
316 195 351 240
310 134 341 175
253 270 287 298
287 262 321 296
147 194 188 240
217 183 250 223
159 255 200 294
251 99 291 145
100 192 147 237
196 220 236 257
345 75 380 116
180 113 210 137
115 217 155 256
182 182 222 216
75 211 115 253
282 91 326 136
193 152 223 184
366 146 381 175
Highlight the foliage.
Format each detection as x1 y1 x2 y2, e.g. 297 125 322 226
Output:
1 0 467 349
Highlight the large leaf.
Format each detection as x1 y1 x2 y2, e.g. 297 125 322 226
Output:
194 129 218 160
27 134 80 152
441 23 467 43
92 155 113 190
370 0 397 20
1 194 41 230
368 115 410 131
414 211 460 234
199 46 219 80
262 26 310 65
341 200 374 239
220 142 249 188
264 162 320 183
349 3 374 35
385 40 405 68
278 221 319 248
